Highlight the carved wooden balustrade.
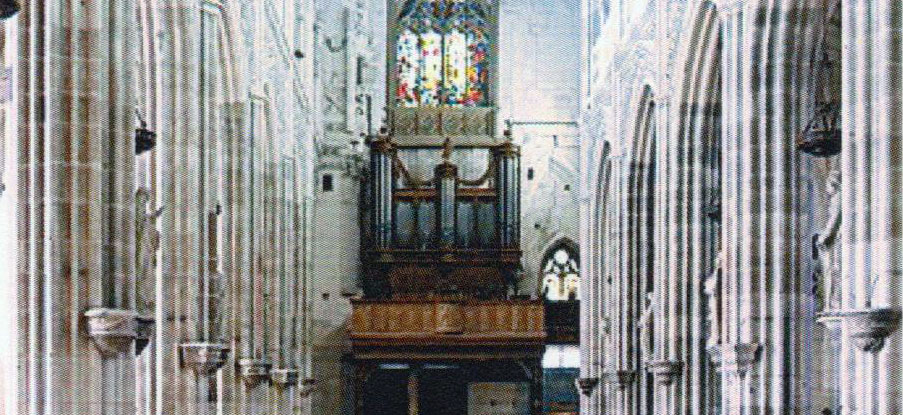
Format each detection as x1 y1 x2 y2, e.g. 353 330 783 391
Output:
349 299 545 356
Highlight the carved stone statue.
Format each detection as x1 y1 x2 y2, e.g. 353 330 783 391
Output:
638 292 655 359
704 251 723 347
208 270 226 342
813 170 841 311
135 187 163 315
206 210 227 342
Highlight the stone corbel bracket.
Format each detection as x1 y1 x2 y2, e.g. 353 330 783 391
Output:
239 358 273 386
575 377 600 396
646 360 683 386
134 314 155 356
180 342 230 376
815 309 844 328
721 343 762 377
299 378 318 397
271 368 300 387
603 370 636 389
840 307 902 353
84 308 138 357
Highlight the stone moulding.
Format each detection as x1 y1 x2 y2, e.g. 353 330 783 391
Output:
180 342 230 376
270 368 300 386
134 314 155 355
239 358 273 386
575 377 600 396
646 360 683 385
721 343 762 377
84 308 138 357
300 378 318 397
839 307 902 353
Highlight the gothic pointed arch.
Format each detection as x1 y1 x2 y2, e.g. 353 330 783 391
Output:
624 84 657 415
668 2 723 413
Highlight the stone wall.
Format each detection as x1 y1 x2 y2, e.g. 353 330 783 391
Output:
499 0 582 296
309 0 384 413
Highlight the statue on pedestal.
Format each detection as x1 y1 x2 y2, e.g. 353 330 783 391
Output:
135 187 163 315
813 170 841 311
704 251 723 348
638 292 655 360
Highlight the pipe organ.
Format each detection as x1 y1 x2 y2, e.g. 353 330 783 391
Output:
348 4 543 414
361 132 524 298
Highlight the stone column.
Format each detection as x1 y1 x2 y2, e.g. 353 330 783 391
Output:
839 0 903 414
579 184 593 414
17 0 139 414
155 2 233 415
717 1 818 414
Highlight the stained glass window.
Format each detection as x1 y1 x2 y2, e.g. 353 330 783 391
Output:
542 247 580 301
395 0 490 107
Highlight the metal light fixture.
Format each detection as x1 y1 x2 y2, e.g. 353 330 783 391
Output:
0 0 19 20
706 192 722 222
797 17 840 157
135 109 156 155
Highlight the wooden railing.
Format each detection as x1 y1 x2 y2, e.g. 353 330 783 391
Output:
349 299 545 345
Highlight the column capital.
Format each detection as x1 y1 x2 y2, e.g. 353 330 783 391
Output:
84 308 138 357
574 377 600 396
706 344 723 368
300 378 319 397
603 370 636 389
716 0 745 17
134 314 155 355
271 368 301 386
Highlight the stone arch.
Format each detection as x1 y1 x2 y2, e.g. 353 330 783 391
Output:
698 1 828 413
624 84 657 415
668 1 724 414
133 3 254 415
